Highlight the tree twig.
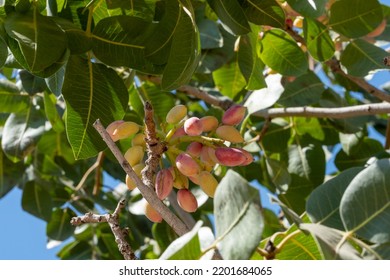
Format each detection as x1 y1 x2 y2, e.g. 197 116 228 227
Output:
252 103 390 119
385 116 390 149
70 199 136 260
327 59 390 103
93 119 189 236
75 151 104 192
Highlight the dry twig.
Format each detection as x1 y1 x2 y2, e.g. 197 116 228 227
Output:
70 199 136 260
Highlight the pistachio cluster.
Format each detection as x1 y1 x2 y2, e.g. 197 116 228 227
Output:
106 104 253 223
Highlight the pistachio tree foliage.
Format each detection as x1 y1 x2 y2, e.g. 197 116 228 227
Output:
1 0 390 260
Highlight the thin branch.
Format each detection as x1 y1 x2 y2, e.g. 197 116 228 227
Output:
326 59 390 103
252 103 390 119
75 151 104 192
70 199 136 260
93 152 105 195
93 119 189 236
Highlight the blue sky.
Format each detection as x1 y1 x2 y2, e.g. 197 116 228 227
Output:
1 0 390 260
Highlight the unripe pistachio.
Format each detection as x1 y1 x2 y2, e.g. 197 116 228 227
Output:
199 116 219 132
207 147 220 164
171 127 186 139
177 189 198 212
124 145 144 166
176 153 201 176
155 169 174 200
222 105 246 126
166 104 187 124
186 142 203 157
145 202 162 223
125 163 145 190
112 121 140 141
184 117 203 136
106 120 125 141
132 133 146 148
200 146 217 171
216 125 244 143
126 174 137 190
215 147 247 166
199 171 218 198
188 175 200 185
173 171 189 189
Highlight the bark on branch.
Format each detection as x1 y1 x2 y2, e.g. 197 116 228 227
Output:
70 199 136 260
252 103 390 119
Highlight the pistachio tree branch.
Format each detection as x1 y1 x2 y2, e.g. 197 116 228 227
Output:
253 103 390 119
326 58 390 103
70 199 136 260
93 119 189 236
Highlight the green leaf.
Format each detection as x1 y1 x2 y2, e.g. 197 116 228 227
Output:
256 214 322 260
214 170 263 259
197 26 236 73
261 208 284 238
1 105 46 162
244 74 284 114
260 118 291 153
340 158 390 244
303 17 335 62
277 71 325 107
52 17 92 55
144 0 180 64
265 158 290 193
212 58 247 99
259 29 308 76
286 0 327 18
161 5 200 90
0 146 25 198
43 91 65 133
238 29 266 90
92 15 163 74
339 131 365 156
0 36 7 68
62 55 129 159
22 181 53 222
294 117 325 141
0 79 30 113
335 138 384 170
300 223 362 260
57 240 93 260
159 221 203 260
47 207 76 241
198 18 223 49
340 39 389 77
287 140 325 188
152 221 179 253
329 0 383 38
99 233 124 259
4 9 67 73
18 70 47 95
364 243 390 259
45 64 65 97
306 167 364 231
240 0 285 28
139 82 175 124
206 0 250 35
